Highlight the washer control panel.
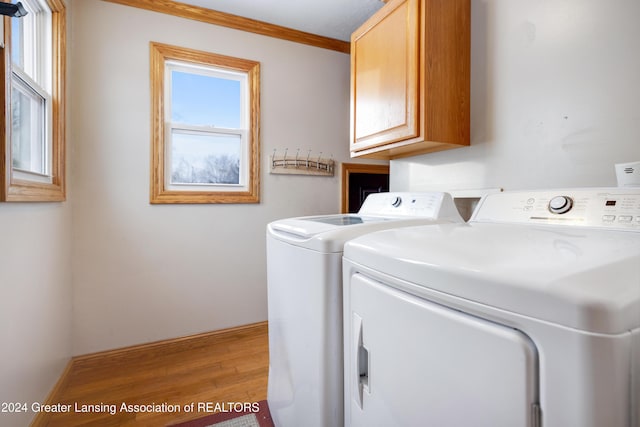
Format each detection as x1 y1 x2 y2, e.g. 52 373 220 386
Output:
358 192 461 220
473 188 640 230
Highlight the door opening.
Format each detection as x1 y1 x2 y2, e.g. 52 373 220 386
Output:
341 163 390 213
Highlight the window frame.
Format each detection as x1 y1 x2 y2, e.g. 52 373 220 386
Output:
0 0 66 202
150 42 260 204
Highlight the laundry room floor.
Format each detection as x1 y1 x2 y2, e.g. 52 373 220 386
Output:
34 322 269 427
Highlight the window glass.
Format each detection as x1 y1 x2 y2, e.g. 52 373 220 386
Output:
11 16 24 70
171 70 241 129
11 76 46 174
170 131 241 185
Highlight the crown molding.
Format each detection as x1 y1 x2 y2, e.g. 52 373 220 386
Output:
102 0 350 53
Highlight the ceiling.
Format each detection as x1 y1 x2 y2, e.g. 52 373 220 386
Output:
178 0 384 42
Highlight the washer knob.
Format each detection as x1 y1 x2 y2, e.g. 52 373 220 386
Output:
392 196 402 208
548 196 573 214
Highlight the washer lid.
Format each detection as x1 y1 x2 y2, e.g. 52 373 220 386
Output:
344 222 640 334
268 216 453 253
267 192 464 253
272 214 388 238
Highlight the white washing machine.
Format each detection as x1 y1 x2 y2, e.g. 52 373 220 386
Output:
266 192 464 427
342 188 640 427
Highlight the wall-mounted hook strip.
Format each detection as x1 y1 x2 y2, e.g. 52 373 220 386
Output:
270 148 335 176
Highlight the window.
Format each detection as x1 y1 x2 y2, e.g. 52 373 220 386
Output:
150 42 260 204
1 0 66 202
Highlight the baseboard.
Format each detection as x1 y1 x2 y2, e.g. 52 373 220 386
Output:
30 359 74 427
73 321 268 364
29 321 268 426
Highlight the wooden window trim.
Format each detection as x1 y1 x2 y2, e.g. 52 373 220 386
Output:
150 42 260 204
0 0 66 202
341 162 389 213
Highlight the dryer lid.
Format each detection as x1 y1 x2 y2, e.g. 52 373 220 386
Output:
344 222 640 334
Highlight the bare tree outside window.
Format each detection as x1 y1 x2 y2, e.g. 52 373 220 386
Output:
171 155 240 185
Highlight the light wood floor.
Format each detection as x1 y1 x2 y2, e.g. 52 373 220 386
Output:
34 322 269 427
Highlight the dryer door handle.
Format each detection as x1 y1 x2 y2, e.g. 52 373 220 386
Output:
353 313 370 409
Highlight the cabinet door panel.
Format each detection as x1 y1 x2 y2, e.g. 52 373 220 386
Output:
351 0 419 151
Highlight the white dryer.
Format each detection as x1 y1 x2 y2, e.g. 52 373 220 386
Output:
266 192 464 427
343 188 640 427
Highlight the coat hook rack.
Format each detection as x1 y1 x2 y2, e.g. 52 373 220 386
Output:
270 148 335 176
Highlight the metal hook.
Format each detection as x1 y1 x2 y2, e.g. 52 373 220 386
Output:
295 148 300 167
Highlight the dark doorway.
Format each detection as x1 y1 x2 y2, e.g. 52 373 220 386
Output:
341 163 390 213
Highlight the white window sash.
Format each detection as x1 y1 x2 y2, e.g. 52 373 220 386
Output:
15 0 52 88
163 60 250 192
10 0 53 184
11 68 52 182
165 124 249 192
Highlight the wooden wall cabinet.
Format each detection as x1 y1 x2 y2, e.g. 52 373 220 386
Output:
350 0 470 159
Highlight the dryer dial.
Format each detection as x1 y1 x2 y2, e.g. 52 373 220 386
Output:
548 196 573 214
392 196 402 208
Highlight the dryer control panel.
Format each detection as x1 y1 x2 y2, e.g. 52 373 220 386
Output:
472 188 640 230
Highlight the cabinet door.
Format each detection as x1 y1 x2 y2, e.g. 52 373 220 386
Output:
350 0 420 152
346 273 540 427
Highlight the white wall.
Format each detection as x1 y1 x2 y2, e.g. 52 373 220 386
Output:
70 1 354 355
392 0 640 191
0 202 72 427
0 2 73 424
